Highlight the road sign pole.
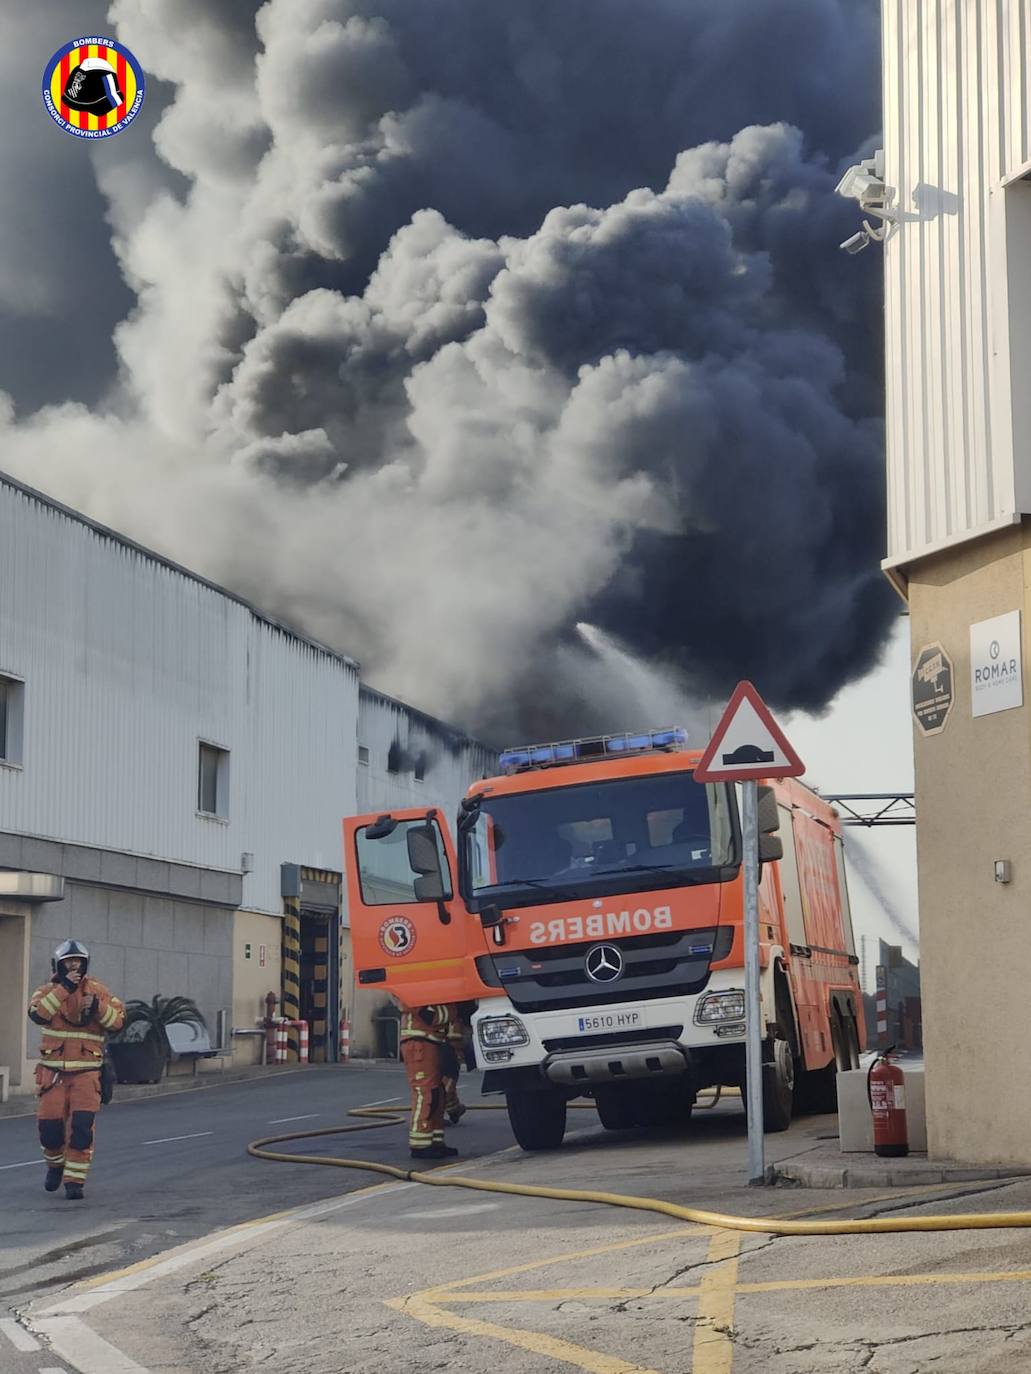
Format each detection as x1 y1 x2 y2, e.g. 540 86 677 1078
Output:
692 678 804 1184
742 778 765 1185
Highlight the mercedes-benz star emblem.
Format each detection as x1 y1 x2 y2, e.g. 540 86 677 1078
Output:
585 944 624 983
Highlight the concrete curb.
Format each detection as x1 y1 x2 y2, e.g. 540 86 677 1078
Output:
774 1155 1031 1189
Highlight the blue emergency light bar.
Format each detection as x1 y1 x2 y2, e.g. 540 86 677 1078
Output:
499 727 688 773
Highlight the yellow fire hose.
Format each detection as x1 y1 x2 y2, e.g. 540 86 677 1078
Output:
247 1099 1031 1237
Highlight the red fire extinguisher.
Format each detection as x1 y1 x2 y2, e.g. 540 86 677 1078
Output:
867 1046 909 1158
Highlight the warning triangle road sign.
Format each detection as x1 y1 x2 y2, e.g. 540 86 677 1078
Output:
693 681 805 783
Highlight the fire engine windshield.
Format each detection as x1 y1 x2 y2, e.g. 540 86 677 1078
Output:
461 771 736 907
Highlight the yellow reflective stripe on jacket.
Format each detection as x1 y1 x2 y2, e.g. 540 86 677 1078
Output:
99 1005 121 1029
38 990 62 1015
40 1060 102 1071
40 1029 106 1042
400 1005 448 1042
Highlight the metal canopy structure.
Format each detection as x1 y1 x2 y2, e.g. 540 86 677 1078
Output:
820 793 915 827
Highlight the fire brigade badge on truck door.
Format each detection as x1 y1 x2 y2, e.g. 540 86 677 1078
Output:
379 916 417 957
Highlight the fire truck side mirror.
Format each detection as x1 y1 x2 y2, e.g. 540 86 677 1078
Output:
407 824 442 876
756 786 783 863
756 786 780 834
758 832 783 862
414 872 446 901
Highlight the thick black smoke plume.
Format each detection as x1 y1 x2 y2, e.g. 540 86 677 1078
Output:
1 1 891 738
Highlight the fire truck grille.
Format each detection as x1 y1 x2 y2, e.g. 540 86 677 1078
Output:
481 926 733 1013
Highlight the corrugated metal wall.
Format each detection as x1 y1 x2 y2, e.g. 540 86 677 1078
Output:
883 0 1031 569
355 686 496 836
0 481 360 913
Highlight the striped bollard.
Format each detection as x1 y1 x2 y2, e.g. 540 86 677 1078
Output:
297 1019 309 1064
274 1020 289 1064
875 965 888 1048
339 1017 350 1062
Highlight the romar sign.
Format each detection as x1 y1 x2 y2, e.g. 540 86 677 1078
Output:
970 610 1023 718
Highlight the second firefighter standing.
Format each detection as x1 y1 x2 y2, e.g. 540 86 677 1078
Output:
399 1002 462 1159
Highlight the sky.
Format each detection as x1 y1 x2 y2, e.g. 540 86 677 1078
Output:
3 2 916 960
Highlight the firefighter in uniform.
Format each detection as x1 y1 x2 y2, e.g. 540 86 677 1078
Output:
442 1003 469 1124
399 1003 458 1160
27 940 125 1200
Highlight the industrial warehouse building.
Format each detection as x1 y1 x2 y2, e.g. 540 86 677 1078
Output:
882 2 1031 1162
0 473 494 1094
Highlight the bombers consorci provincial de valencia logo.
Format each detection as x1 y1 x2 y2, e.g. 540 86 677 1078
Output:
42 37 145 139
379 916 417 957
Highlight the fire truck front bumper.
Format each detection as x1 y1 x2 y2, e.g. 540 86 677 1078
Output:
542 1038 689 1086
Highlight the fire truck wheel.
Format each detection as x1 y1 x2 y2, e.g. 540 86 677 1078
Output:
594 1086 637 1131
761 1037 794 1131
506 1087 567 1150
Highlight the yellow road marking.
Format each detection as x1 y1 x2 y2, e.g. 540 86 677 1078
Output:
386 1291 665 1374
433 1288 703 1303
692 1229 740 1374
738 1267 1031 1295
424 1226 708 1297
432 1267 1031 1303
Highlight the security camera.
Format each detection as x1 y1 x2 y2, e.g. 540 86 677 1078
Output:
835 152 894 222
840 230 871 255
835 166 878 201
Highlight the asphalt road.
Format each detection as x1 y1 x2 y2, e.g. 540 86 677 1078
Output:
75 1100 1031 1374
0 1064 513 1374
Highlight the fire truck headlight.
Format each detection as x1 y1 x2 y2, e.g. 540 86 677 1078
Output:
478 1015 529 1048
695 991 746 1024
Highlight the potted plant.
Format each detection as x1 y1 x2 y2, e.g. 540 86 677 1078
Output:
107 996 208 1084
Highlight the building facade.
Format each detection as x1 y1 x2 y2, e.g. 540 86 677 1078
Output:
882 1 1031 1161
0 474 493 1091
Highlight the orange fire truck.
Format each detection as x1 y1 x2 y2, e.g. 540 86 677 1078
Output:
344 728 863 1149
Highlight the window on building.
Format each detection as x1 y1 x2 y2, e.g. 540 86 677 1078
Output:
198 741 230 818
386 740 402 774
414 752 427 782
0 674 25 765
358 744 370 766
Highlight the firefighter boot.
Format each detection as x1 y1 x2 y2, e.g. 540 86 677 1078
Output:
448 1103 467 1125
429 1144 459 1158
64 1182 85 1201
44 1166 64 1192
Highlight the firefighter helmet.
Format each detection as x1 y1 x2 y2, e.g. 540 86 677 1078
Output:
62 58 124 116
52 939 90 976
